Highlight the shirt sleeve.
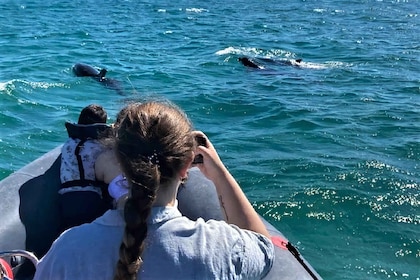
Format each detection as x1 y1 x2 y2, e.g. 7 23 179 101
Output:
206 220 275 279
33 238 66 280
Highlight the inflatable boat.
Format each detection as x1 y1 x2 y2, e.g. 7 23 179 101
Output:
0 145 322 280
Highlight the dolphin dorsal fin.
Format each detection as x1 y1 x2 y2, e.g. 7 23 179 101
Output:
99 69 107 79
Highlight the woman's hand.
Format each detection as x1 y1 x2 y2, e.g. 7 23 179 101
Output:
191 131 227 183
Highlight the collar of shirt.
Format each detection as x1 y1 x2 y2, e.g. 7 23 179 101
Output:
96 201 182 226
149 204 182 224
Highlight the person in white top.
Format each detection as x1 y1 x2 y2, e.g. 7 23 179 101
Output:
59 104 110 231
35 101 274 280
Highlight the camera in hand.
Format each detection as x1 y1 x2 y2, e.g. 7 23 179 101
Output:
192 135 206 164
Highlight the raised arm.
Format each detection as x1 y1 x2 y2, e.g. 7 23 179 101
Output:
192 131 270 238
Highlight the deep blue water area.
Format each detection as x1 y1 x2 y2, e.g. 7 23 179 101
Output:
0 0 418 279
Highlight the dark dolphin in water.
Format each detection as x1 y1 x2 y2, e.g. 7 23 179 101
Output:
238 57 263 69
72 63 124 95
238 57 303 69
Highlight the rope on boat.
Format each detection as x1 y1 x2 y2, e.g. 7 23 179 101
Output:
286 242 320 280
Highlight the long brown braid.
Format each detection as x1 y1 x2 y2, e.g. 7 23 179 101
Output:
113 101 195 280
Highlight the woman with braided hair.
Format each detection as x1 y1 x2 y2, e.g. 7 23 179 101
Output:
34 100 274 280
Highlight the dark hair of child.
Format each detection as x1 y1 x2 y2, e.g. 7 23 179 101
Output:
78 104 107 125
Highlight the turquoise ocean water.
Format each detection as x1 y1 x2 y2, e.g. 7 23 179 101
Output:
0 0 418 279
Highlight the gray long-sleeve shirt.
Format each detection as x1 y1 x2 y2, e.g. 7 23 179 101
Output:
35 206 274 280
